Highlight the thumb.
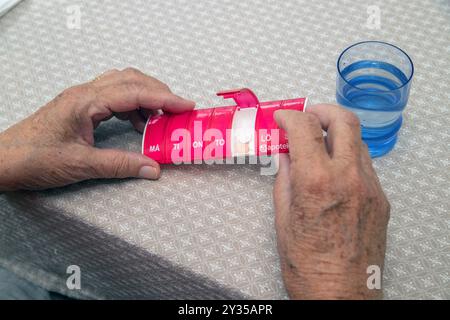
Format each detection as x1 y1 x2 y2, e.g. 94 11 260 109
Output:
85 148 161 180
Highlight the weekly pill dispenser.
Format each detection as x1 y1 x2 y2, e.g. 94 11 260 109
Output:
142 88 307 164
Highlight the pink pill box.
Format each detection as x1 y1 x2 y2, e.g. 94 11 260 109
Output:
142 88 307 164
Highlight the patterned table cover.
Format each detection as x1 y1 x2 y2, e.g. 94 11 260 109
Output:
0 0 449 299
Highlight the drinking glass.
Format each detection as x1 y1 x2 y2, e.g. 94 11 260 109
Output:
336 41 414 158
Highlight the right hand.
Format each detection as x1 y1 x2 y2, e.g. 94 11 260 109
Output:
273 104 390 300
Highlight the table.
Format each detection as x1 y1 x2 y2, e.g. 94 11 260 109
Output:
0 0 449 299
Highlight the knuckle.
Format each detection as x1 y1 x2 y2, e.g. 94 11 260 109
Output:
122 67 143 79
346 170 367 195
57 86 91 107
342 111 361 128
63 85 86 98
123 67 140 74
338 166 369 200
107 68 119 74
158 82 171 92
123 80 145 93
303 113 321 128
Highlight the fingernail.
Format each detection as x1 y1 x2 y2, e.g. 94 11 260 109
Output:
138 166 159 180
274 110 283 120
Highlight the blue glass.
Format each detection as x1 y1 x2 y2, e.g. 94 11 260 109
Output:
336 41 414 158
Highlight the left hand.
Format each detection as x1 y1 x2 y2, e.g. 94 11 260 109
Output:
0 68 195 191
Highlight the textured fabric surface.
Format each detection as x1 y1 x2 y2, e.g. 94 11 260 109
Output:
0 0 449 299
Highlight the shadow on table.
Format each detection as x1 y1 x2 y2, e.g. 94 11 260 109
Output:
1 192 246 300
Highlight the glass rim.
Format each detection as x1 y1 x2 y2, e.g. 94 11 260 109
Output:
337 41 415 92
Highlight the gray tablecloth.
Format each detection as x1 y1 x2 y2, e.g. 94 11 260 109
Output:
0 0 449 299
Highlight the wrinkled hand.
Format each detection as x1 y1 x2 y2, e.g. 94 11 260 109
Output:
0 68 195 191
273 105 390 300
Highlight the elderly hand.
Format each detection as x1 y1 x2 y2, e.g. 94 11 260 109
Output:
273 105 390 300
0 68 195 191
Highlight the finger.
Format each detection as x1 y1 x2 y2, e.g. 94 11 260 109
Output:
95 82 195 115
274 110 329 164
306 104 362 160
93 68 196 113
92 68 166 91
84 147 161 180
87 68 195 122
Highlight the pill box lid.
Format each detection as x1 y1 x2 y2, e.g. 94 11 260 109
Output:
217 88 260 109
